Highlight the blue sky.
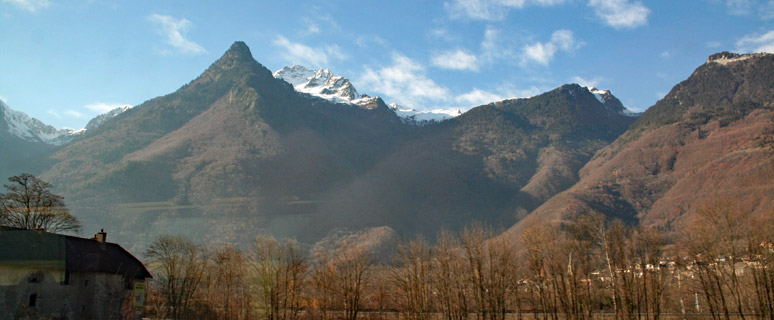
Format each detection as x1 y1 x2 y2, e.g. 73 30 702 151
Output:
2 0 774 129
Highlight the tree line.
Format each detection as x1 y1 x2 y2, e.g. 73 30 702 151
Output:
1 174 770 320
140 199 774 320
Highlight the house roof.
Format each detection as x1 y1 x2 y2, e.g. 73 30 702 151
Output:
0 226 151 279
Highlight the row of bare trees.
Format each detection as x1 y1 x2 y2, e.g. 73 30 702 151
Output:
141 200 774 320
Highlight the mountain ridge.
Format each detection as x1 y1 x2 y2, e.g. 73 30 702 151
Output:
27 41 636 251
5 42 767 255
505 51 774 241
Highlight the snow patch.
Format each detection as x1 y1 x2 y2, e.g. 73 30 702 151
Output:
585 86 639 118
390 103 462 124
84 105 132 131
588 86 609 104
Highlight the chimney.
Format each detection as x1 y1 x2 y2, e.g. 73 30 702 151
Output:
94 229 107 243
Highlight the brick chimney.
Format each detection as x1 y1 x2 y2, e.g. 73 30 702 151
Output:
94 229 107 243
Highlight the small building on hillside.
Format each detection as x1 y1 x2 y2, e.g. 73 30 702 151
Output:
0 227 152 320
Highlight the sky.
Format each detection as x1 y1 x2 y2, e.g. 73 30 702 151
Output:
1 0 774 129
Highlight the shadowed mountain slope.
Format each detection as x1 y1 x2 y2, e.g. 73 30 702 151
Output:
31 42 634 252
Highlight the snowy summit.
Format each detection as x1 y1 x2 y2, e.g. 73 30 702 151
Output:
273 65 375 105
274 65 465 124
0 99 132 146
0 99 81 145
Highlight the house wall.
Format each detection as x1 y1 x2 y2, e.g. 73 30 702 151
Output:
0 269 134 320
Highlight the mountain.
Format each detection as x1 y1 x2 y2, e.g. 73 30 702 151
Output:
84 105 132 131
505 51 774 239
307 84 636 241
41 42 405 250
0 101 139 179
0 99 81 146
30 41 635 253
390 103 464 124
274 65 373 105
273 65 467 124
0 100 60 178
588 87 640 117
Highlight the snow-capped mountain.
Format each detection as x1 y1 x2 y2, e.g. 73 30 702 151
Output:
0 99 132 146
273 65 374 105
587 86 640 117
84 105 132 131
0 99 81 146
389 103 463 124
274 65 464 124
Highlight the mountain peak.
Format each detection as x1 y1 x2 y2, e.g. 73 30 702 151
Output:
212 41 255 70
0 99 81 145
192 41 277 88
273 65 365 103
226 41 253 60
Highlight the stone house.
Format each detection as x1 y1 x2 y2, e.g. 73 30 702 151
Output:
0 227 152 320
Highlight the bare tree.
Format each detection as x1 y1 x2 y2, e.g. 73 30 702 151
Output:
250 234 307 320
391 237 433 320
461 224 518 320
0 173 80 233
631 227 669 320
522 222 558 320
203 245 252 320
335 242 373 320
144 234 208 320
746 213 774 320
310 248 337 320
432 229 470 320
683 199 750 320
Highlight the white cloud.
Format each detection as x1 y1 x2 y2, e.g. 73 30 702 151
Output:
355 35 389 48
358 53 450 108
300 13 339 36
432 50 479 71
429 28 459 42
47 109 61 118
736 30 774 53
455 88 503 106
762 1 774 19
588 0 650 29
660 51 671 58
445 0 565 21
65 110 86 119
725 0 755 15
306 24 321 35
523 42 556 66
711 0 774 19
706 41 722 48
147 14 206 55
498 83 544 98
0 95 7 104
480 26 519 64
522 29 583 66
551 29 581 51
2 0 50 12
83 102 131 114
571 76 603 88
273 35 346 68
